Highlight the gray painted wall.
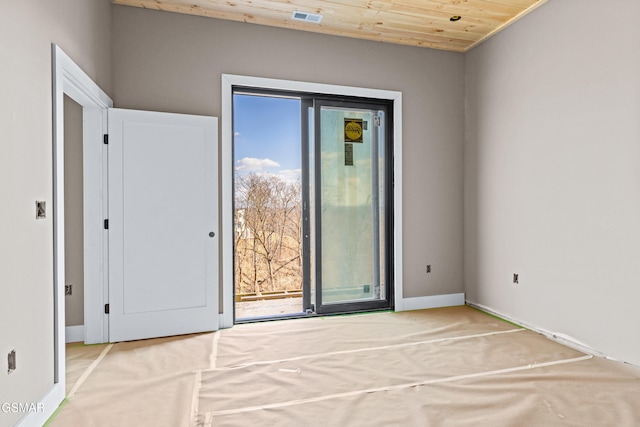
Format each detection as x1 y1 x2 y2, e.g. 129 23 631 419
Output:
64 95 84 327
0 1 111 425
465 0 640 366
111 5 466 306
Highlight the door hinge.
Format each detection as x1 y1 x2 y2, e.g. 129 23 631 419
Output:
104 219 109 230
374 116 381 127
104 304 110 314
103 134 108 145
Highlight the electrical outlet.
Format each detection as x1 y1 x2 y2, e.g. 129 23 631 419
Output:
65 285 73 296
426 265 431 274
8 350 16 374
513 273 519 284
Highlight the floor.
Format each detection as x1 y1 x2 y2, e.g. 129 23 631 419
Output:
50 306 640 426
235 297 303 319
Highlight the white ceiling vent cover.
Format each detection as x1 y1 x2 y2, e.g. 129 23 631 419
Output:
292 11 323 23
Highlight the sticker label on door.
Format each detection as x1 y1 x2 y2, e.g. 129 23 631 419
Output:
344 143 354 166
344 119 363 143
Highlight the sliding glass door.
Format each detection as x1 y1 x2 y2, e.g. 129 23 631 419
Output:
312 100 390 314
233 90 392 320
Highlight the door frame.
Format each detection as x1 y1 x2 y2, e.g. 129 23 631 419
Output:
221 74 404 327
39 45 112 427
53 45 113 347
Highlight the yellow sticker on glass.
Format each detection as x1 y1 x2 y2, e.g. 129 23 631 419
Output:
344 119 363 143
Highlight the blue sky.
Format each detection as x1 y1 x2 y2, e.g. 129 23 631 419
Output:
233 94 301 182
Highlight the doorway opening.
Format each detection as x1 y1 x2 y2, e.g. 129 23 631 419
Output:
63 95 85 341
233 93 303 319
232 88 394 322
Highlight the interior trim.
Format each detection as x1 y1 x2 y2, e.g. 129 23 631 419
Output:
401 293 466 311
37 44 112 427
466 301 613 362
65 325 85 344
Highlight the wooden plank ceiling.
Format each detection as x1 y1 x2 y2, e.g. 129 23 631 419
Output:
112 0 547 52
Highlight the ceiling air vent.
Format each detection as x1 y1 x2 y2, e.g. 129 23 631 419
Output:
292 11 323 24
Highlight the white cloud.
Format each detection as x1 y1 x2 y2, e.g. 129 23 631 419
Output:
235 157 280 172
277 169 302 183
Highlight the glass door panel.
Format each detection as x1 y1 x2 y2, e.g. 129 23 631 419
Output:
315 101 389 313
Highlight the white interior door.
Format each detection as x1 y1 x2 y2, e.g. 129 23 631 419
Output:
107 108 218 342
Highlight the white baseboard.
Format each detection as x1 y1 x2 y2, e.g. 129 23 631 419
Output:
66 325 84 343
465 301 615 361
399 293 465 311
16 383 64 427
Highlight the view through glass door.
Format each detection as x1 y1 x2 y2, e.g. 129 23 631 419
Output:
233 90 392 321
233 93 303 319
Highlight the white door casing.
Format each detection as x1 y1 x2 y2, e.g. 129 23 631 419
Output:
107 108 218 342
